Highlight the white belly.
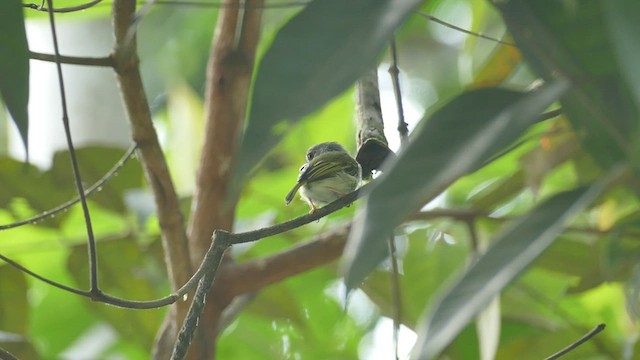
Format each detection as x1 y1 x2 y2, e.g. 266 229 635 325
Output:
300 172 359 206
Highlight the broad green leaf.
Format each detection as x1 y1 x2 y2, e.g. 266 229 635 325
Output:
0 266 28 334
223 264 364 360
343 82 568 290
0 0 29 156
0 265 39 359
50 146 143 213
361 226 470 329
23 248 99 357
233 0 423 188
495 0 637 168
0 157 70 218
67 238 166 350
411 173 614 360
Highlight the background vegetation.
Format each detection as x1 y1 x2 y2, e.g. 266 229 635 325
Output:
1 0 639 359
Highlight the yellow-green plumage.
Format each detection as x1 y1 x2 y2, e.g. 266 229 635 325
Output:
285 142 361 212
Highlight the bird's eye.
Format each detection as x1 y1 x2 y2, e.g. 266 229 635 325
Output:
306 153 314 161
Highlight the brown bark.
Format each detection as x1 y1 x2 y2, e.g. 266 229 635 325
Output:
185 1 264 358
110 2 193 357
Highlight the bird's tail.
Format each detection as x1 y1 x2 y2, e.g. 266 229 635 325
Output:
285 183 302 205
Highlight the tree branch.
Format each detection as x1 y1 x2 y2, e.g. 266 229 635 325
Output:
150 0 308 8
111 0 193 352
355 69 393 179
388 38 408 143
187 0 262 270
112 0 191 292
224 223 352 295
176 0 263 358
29 51 114 67
171 230 233 360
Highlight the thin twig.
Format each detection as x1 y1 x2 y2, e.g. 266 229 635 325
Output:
466 218 479 256
387 236 402 360
0 252 90 297
0 144 137 231
232 183 371 244
24 0 102 13
46 0 100 294
29 51 114 67
0 230 221 309
416 11 516 47
388 38 408 143
150 0 308 8
99 233 226 309
517 283 613 356
0 347 19 360
24 0 309 11
544 323 606 360
537 108 562 123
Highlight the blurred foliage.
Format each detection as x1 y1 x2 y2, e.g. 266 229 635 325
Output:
1 0 640 359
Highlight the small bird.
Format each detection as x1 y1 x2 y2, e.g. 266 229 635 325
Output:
285 142 362 213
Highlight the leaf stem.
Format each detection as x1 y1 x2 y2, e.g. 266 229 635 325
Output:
545 323 606 360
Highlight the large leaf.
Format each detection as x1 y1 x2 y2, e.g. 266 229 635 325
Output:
495 0 637 168
0 265 39 359
411 174 615 360
343 82 568 290
233 0 422 187
0 157 70 216
361 226 470 329
67 237 165 350
49 146 144 213
0 0 29 156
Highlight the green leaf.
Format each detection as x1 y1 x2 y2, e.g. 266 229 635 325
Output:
67 238 166 350
495 0 637 167
233 0 422 188
361 226 469 329
0 0 29 156
343 82 568 290
49 146 143 213
0 157 70 218
603 0 640 117
411 173 615 360
0 265 39 359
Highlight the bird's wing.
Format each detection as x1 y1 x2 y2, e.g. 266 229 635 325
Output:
298 154 356 183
